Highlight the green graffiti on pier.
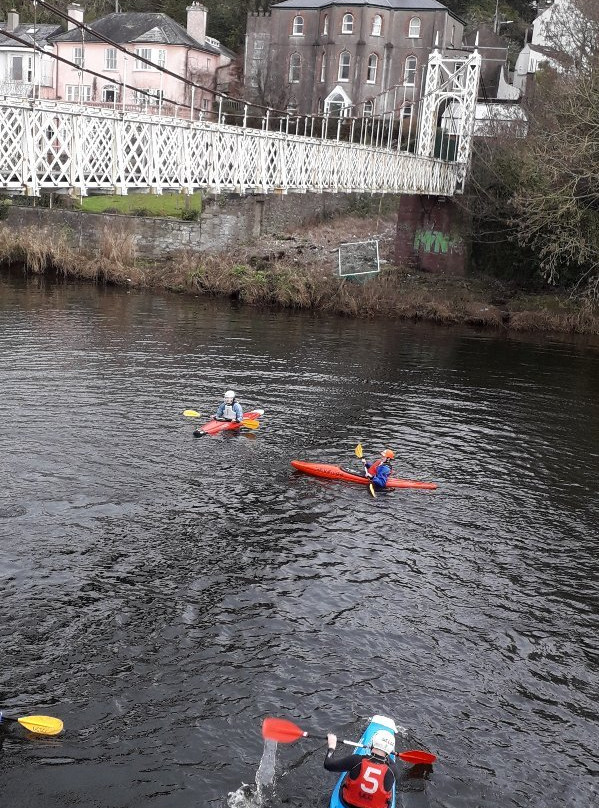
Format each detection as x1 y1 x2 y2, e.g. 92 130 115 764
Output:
414 229 462 254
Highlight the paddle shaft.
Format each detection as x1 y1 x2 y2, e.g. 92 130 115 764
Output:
304 731 360 747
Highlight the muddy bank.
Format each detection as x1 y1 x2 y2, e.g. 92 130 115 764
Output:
0 216 597 335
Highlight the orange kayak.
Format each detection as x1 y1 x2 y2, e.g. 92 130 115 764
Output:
291 460 437 490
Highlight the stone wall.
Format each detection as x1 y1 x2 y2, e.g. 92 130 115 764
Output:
4 192 364 260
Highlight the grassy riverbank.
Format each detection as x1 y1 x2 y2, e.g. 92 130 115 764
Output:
1 216 597 335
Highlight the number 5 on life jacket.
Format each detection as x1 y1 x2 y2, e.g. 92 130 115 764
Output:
342 759 393 808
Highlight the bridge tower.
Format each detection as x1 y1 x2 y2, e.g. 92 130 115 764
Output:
396 45 481 275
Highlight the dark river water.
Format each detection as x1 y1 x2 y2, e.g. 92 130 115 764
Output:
0 271 597 808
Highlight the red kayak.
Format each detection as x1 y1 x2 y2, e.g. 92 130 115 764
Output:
291 460 437 490
194 409 264 436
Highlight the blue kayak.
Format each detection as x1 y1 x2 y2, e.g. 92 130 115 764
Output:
329 715 399 808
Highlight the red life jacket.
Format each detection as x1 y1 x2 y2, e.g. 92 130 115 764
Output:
367 459 382 476
341 758 393 808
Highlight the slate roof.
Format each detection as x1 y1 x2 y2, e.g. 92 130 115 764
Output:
0 22 62 48
273 0 452 9
50 12 220 54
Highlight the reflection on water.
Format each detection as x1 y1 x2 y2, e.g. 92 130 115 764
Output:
0 271 597 808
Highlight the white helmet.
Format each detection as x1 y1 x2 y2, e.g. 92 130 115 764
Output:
224 390 236 403
370 730 395 756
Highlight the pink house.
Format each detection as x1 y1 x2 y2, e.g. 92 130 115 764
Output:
49 3 235 117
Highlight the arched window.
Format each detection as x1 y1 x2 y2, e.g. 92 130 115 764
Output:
341 13 353 34
323 14 329 35
320 51 326 82
372 14 382 36
338 50 351 81
102 84 118 102
404 55 417 85
366 53 378 83
292 15 304 36
408 17 421 38
363 100 374 116
289 53 301 83
450 24 456 45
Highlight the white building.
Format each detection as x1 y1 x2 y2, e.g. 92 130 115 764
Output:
513 0 589 92
0 10 61 98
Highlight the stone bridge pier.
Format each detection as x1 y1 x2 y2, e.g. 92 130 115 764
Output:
395 193 469 276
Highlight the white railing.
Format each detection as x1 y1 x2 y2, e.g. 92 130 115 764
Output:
0 51 480 197
0 97 463 197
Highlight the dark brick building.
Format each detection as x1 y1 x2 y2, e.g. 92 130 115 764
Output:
244 0 465 115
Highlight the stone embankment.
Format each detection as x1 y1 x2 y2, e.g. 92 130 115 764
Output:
0 196 597 335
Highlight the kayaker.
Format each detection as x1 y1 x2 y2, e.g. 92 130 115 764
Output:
362 449 394 489
214 390 243 423
324 730 402 808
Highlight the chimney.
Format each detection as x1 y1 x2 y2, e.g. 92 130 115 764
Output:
6 9 19 32
186 2 207 45
67 3 84 31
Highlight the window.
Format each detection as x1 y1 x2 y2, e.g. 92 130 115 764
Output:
323 14 328 35
287 100 298 115
404 55 417 85
292 15 304 35
105 48 117 70
102 84 118 102
135 48 152 70
201 97 210 110
450 24 456 46
134 88 163 105
408 17 421 38
372 15 382 36
325 91 350 116
401 102 413 119
73 47 84 68
10 55 32 82
366 53 378 83
66 84 91 102
363 100 373 116
320 52 326 82
254 40 264 58
338 50 351 81
342 13 353 34
158 49 166 68
288 52 301 83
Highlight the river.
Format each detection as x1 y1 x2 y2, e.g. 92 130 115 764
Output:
0 271 597 808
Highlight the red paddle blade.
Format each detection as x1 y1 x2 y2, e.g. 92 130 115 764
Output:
262 717 306 743
398 750 437 765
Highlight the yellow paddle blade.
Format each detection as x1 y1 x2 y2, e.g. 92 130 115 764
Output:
241 420 260 429
355 443 364 459
369 483 377 499
183 410 201 418
18 715 64 736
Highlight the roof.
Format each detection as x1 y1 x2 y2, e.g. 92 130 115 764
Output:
50 12 220 54
272 0 452 10
0 22 61 48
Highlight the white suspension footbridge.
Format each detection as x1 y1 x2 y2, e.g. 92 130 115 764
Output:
0 50 480 198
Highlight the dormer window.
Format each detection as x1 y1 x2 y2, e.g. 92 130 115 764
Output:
408 17 421 38
342 13 353 34
292 15 304 36
323 14 328 35
372 15 382 36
